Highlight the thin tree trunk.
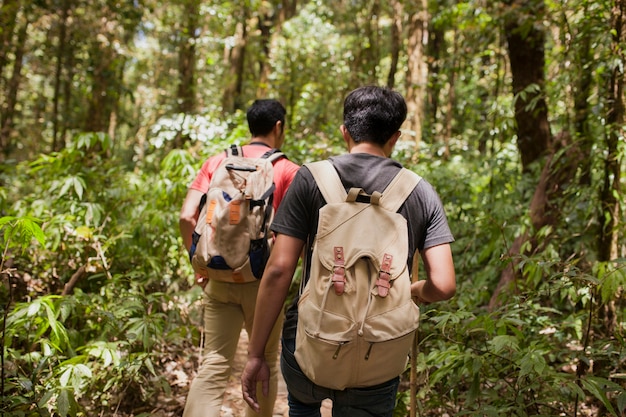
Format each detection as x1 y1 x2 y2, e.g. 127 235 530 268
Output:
52 0 70 152
174 0 200 148
279 0 297 22
85 37 122 136
483 32 506 156
598 0 624 264
176 0 199 115
256 8 276 97
442 29 457 160
85 48 108 133
259 1 298 98
222 7 249 113
61 30 76 148
0 15 29 154
387 0 403 89
362 0 380 84
404 0 428 151
0 0 19 79
571 2 594 185
427 18 444 134
596 0 624 335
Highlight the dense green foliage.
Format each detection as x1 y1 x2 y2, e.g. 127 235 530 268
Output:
1 0 625 416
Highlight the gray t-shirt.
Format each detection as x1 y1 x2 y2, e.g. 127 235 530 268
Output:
271 153 454 339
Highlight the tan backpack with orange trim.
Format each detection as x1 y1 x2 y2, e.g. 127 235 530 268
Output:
189 145 284 283
294 160 421 390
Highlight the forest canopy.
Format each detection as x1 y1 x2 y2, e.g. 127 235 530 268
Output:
1 0 625 416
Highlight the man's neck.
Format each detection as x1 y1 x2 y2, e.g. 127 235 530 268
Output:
349 142 387 157
249 137 273 148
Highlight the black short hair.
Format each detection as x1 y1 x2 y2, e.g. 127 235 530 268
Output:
246 99 286 136
343 86 407 146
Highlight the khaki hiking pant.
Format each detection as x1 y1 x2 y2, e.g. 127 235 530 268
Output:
183 279 283 417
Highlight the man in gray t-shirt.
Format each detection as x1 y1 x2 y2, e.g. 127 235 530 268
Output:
242 86 456 417
274 153 454 341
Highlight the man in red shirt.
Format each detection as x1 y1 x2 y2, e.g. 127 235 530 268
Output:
180 99 300 417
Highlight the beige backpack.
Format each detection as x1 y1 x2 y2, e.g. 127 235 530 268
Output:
295 160 422 390
189 145 284 283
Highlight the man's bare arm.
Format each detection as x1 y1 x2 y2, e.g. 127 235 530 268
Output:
241 234 304 411
179 189 204 251
411 243 456 303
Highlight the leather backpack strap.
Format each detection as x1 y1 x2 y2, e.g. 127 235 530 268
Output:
305 160 347 204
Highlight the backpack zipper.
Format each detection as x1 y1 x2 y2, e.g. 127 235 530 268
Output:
333 342 347 359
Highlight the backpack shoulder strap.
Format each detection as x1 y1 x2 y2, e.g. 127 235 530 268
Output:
304 160 347 204
262 148 285 164
379 168 422 213
226 144 243 157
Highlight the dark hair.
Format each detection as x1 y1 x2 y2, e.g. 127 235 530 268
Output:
343 86 407 146
246 99 286 136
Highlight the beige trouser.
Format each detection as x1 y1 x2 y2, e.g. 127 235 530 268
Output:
183 279 283 417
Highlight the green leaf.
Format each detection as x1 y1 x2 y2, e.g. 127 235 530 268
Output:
519 349 547 378
617 391 626 415
581 377 619 416
467 371 480 405
0 215 46 250
56 388 78 417
58 176 86 200
57 389 70 417
488 335 519 354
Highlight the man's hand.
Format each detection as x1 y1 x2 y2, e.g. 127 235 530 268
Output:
195 274 208 288
241 357 270 412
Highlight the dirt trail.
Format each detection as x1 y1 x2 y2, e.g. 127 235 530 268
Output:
220 330 331 417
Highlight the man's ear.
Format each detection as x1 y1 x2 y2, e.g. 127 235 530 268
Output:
340 125 353 149
389 130 401 147
274 120 283 136
384 131 402 157
340 125 348 139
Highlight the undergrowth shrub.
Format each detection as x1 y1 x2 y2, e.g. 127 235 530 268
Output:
399 145 626 416
0 131 207 416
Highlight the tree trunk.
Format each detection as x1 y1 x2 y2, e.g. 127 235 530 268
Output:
481 32 506 156
279 0 298 23
259 1 299 98
504 0 551 171
52 0 70 152
427 19 444 135
84 15 125 138
404 0 428 151
222 6 249 113
598 0 624 264
362 0 380 84
572 2 594 185
85 45 112 133
387 0 403 89
490 0 573 308
61 30 76 149
176 0 199 115
596 0 624 335
441 29 457 160
489 132 585 309
174 0 200 148
0 14 29 156
0 0 19 78
256 8 276 98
